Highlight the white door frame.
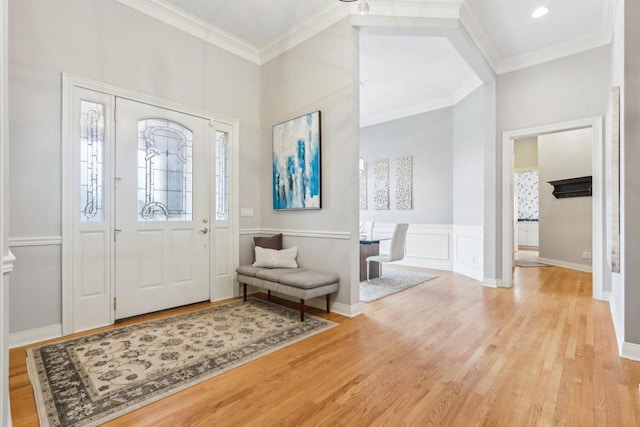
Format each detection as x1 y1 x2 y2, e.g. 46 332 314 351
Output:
501 116 604 299
61 73 240 335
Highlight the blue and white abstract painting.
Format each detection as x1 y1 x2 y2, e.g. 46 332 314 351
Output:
272 111 321 210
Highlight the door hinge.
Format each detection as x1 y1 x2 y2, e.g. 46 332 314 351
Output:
114 228 122 241
114 297 117 310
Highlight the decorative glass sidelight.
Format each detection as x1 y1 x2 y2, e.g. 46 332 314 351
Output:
215 130 229 221
80 101 105 222
137 119 193 221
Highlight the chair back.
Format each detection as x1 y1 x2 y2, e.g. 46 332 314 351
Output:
388 223 409 261
359 221 374 240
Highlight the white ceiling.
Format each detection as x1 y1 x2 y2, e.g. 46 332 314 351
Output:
161 0 336 49
465 0 610 61
120 0 614 125
360 35 481 127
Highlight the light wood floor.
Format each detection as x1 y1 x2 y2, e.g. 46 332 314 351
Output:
10 266 640 426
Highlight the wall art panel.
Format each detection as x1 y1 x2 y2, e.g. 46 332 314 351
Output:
396 156 413 210
374 159 389 210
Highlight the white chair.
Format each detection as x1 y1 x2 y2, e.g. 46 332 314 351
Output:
366 223 409 282
359 221 374 240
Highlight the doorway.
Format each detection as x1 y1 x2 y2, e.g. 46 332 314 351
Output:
113 98 211 319
62 76 239 334
501 117 604 299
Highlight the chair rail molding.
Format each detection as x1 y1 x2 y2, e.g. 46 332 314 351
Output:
2 249 15 274
239 228 351 240
9 236 62 247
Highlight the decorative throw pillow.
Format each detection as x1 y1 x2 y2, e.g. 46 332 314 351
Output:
253 233 283 250
252 246 298 269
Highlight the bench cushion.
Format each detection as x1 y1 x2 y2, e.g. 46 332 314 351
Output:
236 265 263 277
278 270 339 289
255 268 306 282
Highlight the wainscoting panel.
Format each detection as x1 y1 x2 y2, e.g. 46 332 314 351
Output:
373 224 453 271
453 226 484 281
212 227 234 301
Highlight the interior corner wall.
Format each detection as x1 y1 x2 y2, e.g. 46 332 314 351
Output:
8 0 261 334
260 18 360 308
624 0 640 346
359 108 454 224
481 81 498 282
538 129 593 267
453 85 485 228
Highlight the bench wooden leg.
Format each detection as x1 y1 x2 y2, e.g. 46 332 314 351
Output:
300 299 305 321
243 283 247 301
326 294 330 313
268 290 271 302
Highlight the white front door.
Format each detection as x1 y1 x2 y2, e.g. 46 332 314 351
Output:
114 98 211 319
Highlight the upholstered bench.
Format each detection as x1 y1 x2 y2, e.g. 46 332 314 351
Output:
236 265 339 321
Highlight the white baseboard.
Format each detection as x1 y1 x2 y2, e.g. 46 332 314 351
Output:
395 257 452 271
325 301 362 317
609 298 625 355
254 290 362 318
621 342 640 361
454 262 483 282
9 323 62 348
483 278 501 288
602 291 612 301
537 257 592 273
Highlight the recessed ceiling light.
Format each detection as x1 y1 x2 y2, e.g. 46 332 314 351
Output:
531 6 549 18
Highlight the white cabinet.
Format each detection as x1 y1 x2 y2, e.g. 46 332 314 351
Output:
518 222 539 247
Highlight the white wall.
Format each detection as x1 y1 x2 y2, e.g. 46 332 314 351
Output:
453 86 485 228
624 0 640 348
1 0 11 422
8 0 261 334
360 108 454 224
260 18 360 311
609 0 625 352
538 129 593 268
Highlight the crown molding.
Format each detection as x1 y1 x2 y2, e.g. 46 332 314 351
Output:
363 0 463 19
115 0 617 76
114 0 261 64
497 30 612 74
605 0 617 37
458 3 501 72
261 3 350 64
361 76 482 127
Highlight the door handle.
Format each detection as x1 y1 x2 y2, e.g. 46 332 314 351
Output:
200 227 209 234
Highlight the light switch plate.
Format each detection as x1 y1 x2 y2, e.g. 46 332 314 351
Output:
240 208 254 217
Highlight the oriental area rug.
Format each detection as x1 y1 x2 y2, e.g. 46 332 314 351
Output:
360 268 438 303
27 298 336 427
